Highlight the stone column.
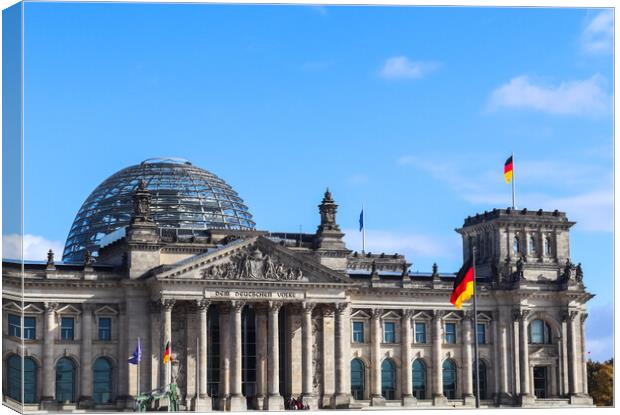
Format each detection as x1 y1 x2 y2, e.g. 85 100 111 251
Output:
580 313 588 395
432 310 447 406
321 307 336 408
219 304 231 410
41 302 58 406
332 302 351 408
462 312 475 405
160 299 175 388
567 311 579 396
370 308 385 406
255 305 268 410
266 301 283 410
497 313 511 403
78 304 94 408
491 312 501 401
401 309 415 406
302 302 317 408
516 310 534 405
229 300 246 411
561 317 569 396
195 299 211 411
117 302 128 405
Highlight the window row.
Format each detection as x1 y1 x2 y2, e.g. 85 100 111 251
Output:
5 355 113 404
7 314 112 341
350 358 488 401
351 321 488 345
352 319 553 345
513 234 554 257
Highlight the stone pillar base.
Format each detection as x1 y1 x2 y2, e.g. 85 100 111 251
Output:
569 394 594 406
228 394 246 411
402 395 417 407
370 395 386 406
40 398 57 411
193 396 212 411
494 392 514 406
302 394 318 410
518 393 536 407
254 394 265 410
432 394 448 406
320 394 334 408
265 394 284 410
463 394 476 406
77 396 94 409
218 395 229 411
331 393 351 409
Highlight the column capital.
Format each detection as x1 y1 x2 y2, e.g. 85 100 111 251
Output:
44 302 59 313
371 308 383 319
462 310 474 322
231 300 246 313
432 309 445 321
161 298 176 311
580 312 589 323
268 300 283 313
335 302 349 315
403 309 415 320
512 308 530 323
320 305 335 317
196 299 211 311
302 301 316 314
82 303 94 314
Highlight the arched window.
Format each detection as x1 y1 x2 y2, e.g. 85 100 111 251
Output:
528 236 537 255
381 359 396 400
56 357 77 403
513 236 520 255
7 355 38 403
544 237 552 256
529 319 552 344
350 358 365 400
472 360 487 400
93 358 113 404
412 359 427 400
442 359 457 399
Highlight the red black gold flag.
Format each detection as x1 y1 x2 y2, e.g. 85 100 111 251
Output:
504 156 514 184
163 340 171 364
450 257 474 309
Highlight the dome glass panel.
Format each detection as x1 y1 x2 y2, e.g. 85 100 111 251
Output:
62 158 255 262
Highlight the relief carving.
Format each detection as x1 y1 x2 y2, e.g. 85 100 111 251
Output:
202 246 305 281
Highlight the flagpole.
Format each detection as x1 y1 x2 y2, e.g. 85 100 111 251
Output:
362 204 366 253
511 151 516 209
137 337 141 398
472 247 481 408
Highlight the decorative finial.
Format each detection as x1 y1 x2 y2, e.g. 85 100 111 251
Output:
432 262 438 276
84 250 93 266
132 180 153 223
46 249 54 266
318 188 339 230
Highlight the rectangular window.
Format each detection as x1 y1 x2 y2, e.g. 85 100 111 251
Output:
23 317 36 340
98 317 111 341
477 323 486 344
8 314 20 337
352 321 364 343
415 322 426 343
444 323 456 344
384 322 396 343
61 317 75 340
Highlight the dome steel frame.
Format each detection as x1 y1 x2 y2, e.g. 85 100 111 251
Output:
62 159 255 262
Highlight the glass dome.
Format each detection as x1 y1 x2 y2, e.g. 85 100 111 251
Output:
62 158 255 262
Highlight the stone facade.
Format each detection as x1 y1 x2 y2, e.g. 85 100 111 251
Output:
2 190 594 411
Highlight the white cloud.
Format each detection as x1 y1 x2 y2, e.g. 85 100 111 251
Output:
343 228 460 261
581 10 614 54
487 74 609 116
397 154 613 232
2 234 64 261
380 56 439 80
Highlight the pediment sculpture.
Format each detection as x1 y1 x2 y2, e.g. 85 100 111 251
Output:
201 247 305 281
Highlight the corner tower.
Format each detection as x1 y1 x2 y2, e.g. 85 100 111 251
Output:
456 208 576 283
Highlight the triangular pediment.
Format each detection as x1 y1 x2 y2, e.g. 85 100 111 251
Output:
477 312 492 322
155 236 352 285
3 302 44 314
412 311 432 321
57 304 81 315
351 310 371 319
443 311 462 321
95 305 118 315
382 310 401 320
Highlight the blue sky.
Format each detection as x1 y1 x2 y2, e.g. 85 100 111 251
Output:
3 3 614 360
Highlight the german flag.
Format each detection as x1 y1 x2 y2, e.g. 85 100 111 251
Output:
163 340 171 364
450 257 474 309
504 156 514 184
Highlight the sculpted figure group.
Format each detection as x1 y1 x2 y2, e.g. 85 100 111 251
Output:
202 247 304 281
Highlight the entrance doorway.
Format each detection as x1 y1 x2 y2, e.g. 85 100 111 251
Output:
533 366 547 398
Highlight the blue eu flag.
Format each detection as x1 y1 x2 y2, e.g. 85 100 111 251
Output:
128 338 142 365
359 209 364 231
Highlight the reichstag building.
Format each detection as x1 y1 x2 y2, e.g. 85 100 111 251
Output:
2 158 593 411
